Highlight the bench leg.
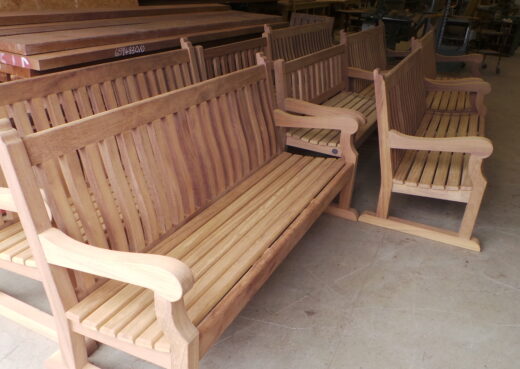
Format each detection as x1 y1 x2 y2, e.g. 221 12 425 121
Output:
458 156 487 240
155 294 199 369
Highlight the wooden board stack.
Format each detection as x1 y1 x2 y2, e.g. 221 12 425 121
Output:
0 4 285 80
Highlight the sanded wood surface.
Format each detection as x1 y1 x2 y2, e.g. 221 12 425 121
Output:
0 11 282 56
0 4 228 26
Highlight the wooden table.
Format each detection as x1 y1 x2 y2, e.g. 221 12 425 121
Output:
0 4 284 79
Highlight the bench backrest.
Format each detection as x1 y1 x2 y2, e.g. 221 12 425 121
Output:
411 29 436 79
3 64 280 292
273 43 347 108
194 37 267 80
374 48 426 171
341 24 387 92
0 47 199 293
290 12 334 29
263 22 334 61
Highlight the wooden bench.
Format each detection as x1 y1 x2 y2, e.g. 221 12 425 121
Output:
412 29 485 112
359 47 493 251
191 37 267 80
0 46 200 339
0 62 361 369
270 42 377 157
263 21 334 61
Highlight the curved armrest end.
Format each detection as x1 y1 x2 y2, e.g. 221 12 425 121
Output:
39 228 194 302
388 130 493 158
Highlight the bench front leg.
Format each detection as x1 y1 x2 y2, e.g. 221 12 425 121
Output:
155 294 199 369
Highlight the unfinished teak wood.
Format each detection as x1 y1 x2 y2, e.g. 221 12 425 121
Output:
269 40 377 157
358 47 493 251
0 63 361 369
412 29 485 112
263 21 334 62
0 46 201 339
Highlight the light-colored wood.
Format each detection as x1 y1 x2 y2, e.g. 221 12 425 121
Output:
359 212 480 251
0 63 357 369
363 47 493 250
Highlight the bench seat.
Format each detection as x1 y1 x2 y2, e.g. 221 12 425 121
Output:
426 81 473 112
0 222 35 267
393 112 482 196
65 152 347 354
286 91 376 151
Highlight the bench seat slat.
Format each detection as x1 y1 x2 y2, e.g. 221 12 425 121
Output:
393 112 483 191
65 154 346 353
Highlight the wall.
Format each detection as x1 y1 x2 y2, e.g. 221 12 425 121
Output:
0 0 138 11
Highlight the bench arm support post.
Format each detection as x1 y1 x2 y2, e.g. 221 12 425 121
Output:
346 67 374 81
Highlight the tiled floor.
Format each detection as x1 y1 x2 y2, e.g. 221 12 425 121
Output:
1 51 519 369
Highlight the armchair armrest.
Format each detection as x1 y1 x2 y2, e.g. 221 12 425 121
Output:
39 228 194 302
435 53 483 77
274 109 358 135
424 77 491 95
346 67 374 81
388 130 493 159
283 98 366 126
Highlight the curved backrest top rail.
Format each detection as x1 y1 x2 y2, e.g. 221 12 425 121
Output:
19 64 280 259
0 48 197 107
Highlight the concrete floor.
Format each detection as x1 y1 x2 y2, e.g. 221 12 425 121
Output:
0 51 519 369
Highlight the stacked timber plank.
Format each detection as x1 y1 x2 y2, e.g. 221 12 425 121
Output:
0 4 284 79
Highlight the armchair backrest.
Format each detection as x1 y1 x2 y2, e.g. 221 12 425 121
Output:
194 37 267 80
374 47 426 171
273 43 347 108
412 29 437 79
263 22 334 61
341 24 387 92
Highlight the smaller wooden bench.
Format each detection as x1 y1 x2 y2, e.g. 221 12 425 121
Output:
270 42 377 157
0 63 361 369
263 21 334 61
412 29 485 112
359 47 493 251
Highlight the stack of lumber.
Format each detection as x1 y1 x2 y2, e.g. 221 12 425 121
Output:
0 4 284 79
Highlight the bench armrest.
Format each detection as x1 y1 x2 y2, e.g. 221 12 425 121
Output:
346 67 374 81
39 227 194 302
387 49 409 58
388 130 493 158
424 77 491 95
274 109 358 135
283 98 366 126
435 53 483 76
0 186 52 220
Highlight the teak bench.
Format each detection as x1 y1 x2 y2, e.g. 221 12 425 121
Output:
0 46 200 339
412 30 485 112
0 63 361 369
359 47 493 251
270 42 377 157
263 21 334 61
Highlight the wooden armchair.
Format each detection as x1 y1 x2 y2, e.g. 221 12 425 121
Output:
413 30 485 112
359 47 493 251
270 42 377 157
0 63 360 369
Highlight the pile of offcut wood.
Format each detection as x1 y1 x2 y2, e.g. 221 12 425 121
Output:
0 4 285 79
